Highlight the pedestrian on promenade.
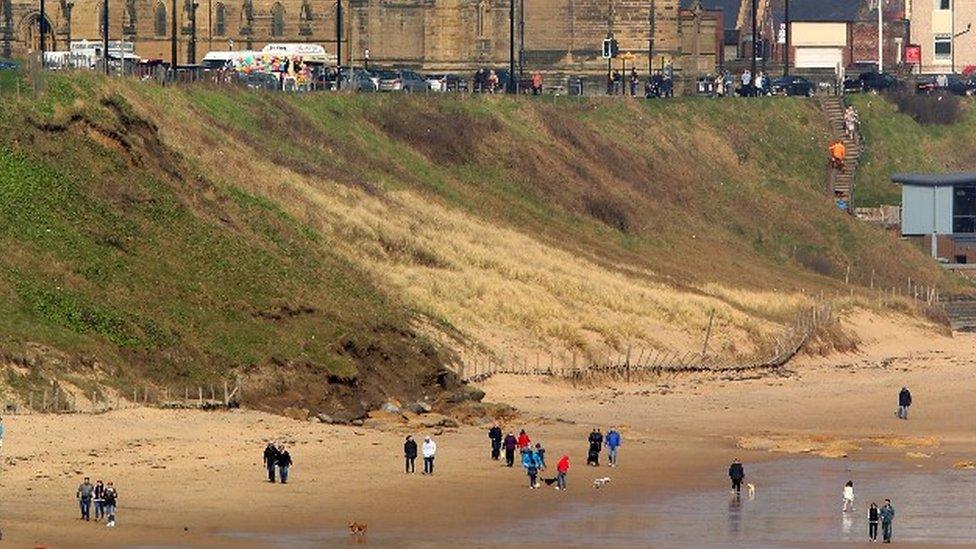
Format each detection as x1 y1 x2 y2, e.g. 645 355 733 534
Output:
605 427 622 467
422 436 437 475
503 432 517 467
587 428 603 466
555 454 570 491
897 387 912 420
488 424 503 461
263 441 279 483
741 69 752 96
868 502 880 542
404 435 418 474
880 499 895 543
843 480 855 512
276 444 292 484
77 477 94 521
728 458 745 495
629 68 639 96
93 480 106 522
103 482 118 527
531 71 543 95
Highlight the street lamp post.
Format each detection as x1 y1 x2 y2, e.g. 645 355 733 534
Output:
171 0 178 70
508 0 515 93
65 0 74 46
39 0 46 61
783 0 790 76
335 0 342 90
750 0 757 82
102 0 109 75
189 0 198 64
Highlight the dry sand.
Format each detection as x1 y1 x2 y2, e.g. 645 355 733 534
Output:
0 311 973 547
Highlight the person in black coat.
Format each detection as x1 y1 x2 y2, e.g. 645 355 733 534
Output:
488 425 503 460
503 432 518 467
897 387 912 420
276 445 292 484
729 458 745 495
587 428 603 466
263 442 279 483
404 435 418 474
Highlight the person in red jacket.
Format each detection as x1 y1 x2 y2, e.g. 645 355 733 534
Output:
517 429 531 451
555 455 570 491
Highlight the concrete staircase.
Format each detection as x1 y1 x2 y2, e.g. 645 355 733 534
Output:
942 297 976 332
821 96 861 209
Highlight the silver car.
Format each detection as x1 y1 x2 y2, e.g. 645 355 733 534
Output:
377 69 428 92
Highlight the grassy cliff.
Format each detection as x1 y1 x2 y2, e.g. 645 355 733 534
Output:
0 74 962 413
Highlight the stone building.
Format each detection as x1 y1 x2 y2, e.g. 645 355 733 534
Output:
0 1 725 75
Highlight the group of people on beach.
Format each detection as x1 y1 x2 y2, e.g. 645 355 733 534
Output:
75 477 118 528
845 481 898 543
402 435 437 475
262 442 293 483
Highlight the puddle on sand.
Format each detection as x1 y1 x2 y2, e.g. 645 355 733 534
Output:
222 458 976 547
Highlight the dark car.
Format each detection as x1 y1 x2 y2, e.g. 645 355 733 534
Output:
770 75 816 97
377 69 427 92
844 71 902 93
240 72 280 91
338 68 379 92
916 74 976 96
0 59 19 71
426 73 468 92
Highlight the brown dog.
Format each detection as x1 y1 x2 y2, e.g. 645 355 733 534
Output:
348 522 368 536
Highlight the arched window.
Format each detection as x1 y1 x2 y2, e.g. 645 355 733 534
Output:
270 3 284 37
214 3 226 36
476 0 488 37
154 3 167 36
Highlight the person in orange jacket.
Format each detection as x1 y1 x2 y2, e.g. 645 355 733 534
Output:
829 140 846 170
555 455 570 491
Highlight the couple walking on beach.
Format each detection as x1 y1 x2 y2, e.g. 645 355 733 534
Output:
76 477 118 527
403 435 437 475
847 481 896 543
263 442 293 483
586 427 622 467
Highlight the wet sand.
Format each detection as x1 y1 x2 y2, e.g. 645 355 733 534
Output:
0 311 974 547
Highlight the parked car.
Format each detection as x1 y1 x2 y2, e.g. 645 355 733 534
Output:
338 68 379 92
377 69 427 92
770 75 816 96
240 72 280 91
0 59 19 71
426 73 468 92
843 71 902 93
916 74 976 96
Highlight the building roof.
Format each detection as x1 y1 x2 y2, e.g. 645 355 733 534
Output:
787 0 862 23
680 0 742 29
891 173 976 187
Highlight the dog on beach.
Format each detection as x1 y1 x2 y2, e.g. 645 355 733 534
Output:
592 477 612 489
348 522 368 536
747 483 756 499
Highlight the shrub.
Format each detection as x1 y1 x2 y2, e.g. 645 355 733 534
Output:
584 196 630 232
888 92 962 125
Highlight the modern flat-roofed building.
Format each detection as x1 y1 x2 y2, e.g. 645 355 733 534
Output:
894 172 976 264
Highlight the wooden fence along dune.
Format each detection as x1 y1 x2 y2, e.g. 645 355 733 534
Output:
457 302 833 384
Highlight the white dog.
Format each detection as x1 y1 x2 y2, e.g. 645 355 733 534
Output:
592 477 612 489
747 483 756 499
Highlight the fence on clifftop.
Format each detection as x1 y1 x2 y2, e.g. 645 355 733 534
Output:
456 302 833 384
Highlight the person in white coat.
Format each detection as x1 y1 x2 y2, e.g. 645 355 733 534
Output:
842 480 855 512
422 436 437 475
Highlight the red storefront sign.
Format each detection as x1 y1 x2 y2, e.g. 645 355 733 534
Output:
905 44 921 65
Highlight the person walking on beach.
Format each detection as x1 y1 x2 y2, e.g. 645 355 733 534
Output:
605 427 622 467
404 435 418 474
517 429 531 451
534 442 546 470
503 432 517 467
93 480 106 522
868 502 880 542
842 480 855 512
728 458 745 495
587 428 603 466
422 436 437 475
0 416 5 457
522 447 541 489
880 499 895 542
488 424 503 461
897 387 912 420
263 442 279 483
276 444 292 484
555 454 570 491
103 482 118 527
77 477 94 521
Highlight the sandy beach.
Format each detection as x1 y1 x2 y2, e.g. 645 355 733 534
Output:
1 311 974 547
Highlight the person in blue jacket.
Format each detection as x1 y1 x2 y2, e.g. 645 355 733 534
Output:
521 448 542 489
605 428 622 467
